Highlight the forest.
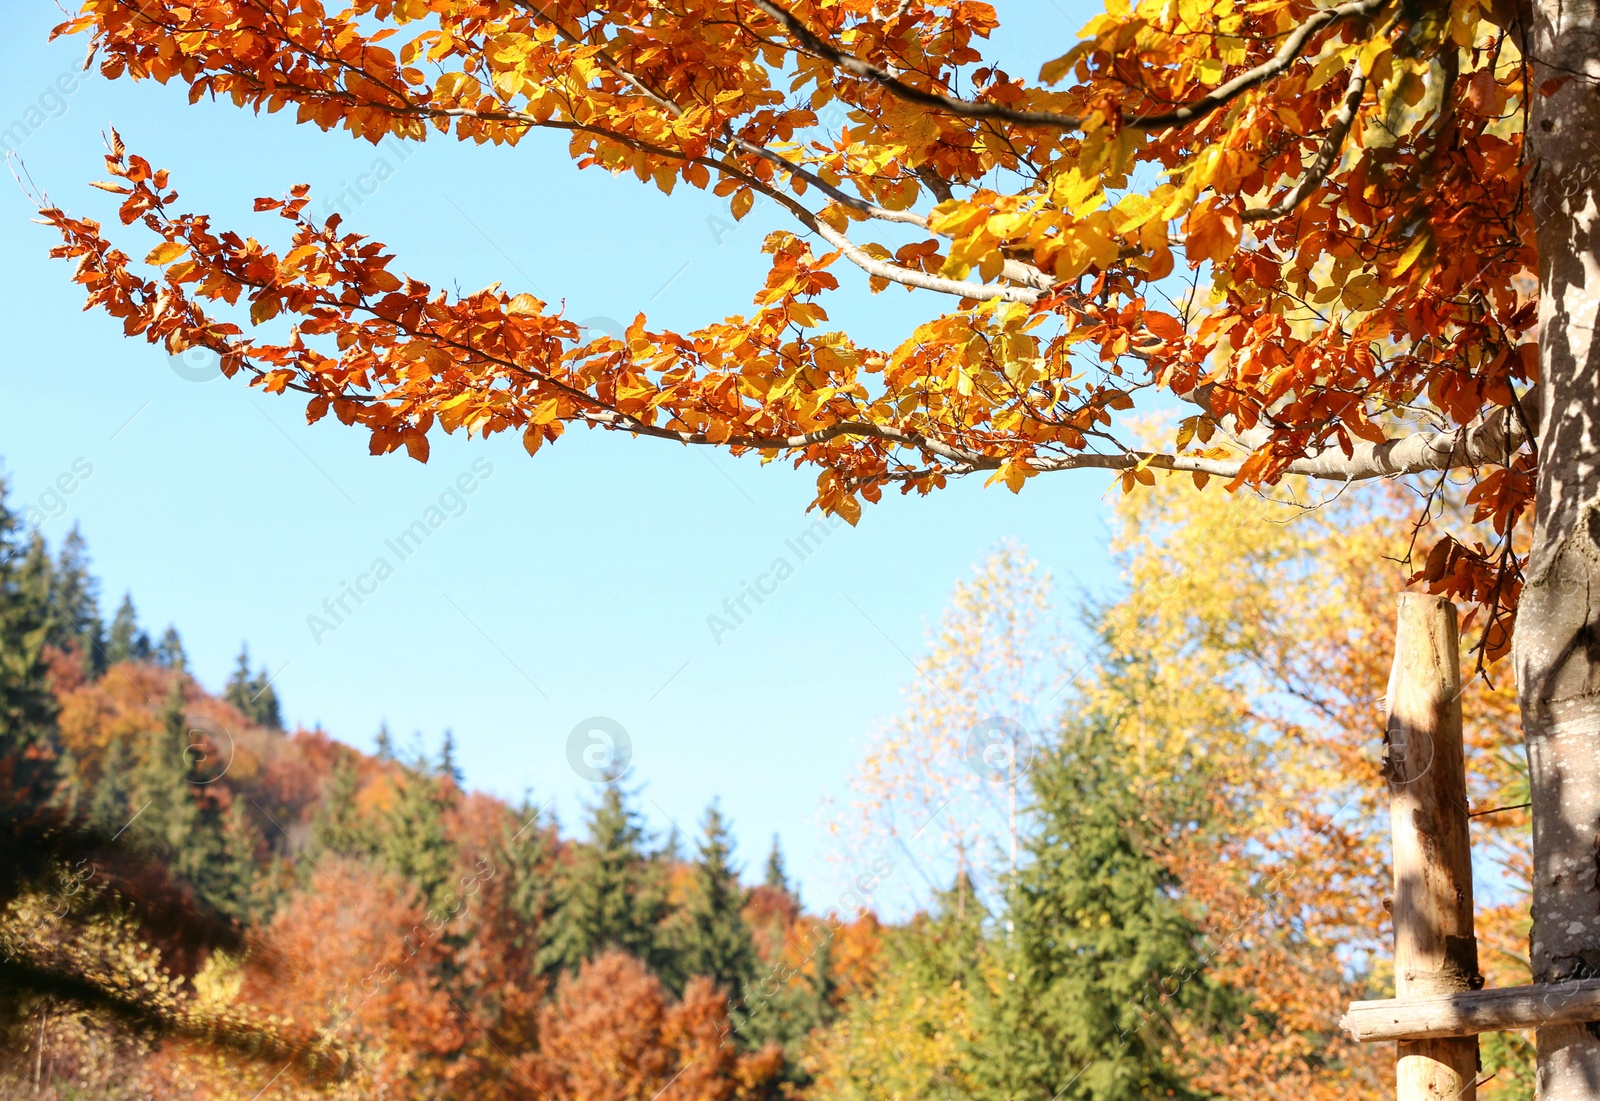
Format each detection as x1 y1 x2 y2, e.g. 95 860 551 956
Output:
8 0 1591 1091
0 469 1540 1101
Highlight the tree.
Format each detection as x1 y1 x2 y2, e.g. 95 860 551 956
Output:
153 625 186 670
223 644 283 731
310 755 375 858
971 722 1231 1101
671 804 759 1002
379 765 458 912
104 594 150 666
437 728 462 785
806 880 986 1101
763 836 790 895
543 785 670 975
0 482 60 817
38 0 1600 1086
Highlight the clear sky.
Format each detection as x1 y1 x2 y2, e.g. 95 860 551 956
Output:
0 1 1118 915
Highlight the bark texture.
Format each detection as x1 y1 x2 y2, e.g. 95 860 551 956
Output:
1386 595 1480 1100
1514 0 1600 1091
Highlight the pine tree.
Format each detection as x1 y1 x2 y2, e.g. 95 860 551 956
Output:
53 526 105 677
501 794 556 963
154 626 186 670
763 834 790 894
106 593 151 665
224 645 282 730
130 677 205 875
374 721 395 760
380 765 457 912
0 482 61 817
312 757 375 857
968 722 1228 1101
437 729 462 785
541 785 668 975
204 797 260 920
671 803 757 1000
88 735 133 835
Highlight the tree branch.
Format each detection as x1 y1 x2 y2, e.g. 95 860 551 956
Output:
1243 64 1369 221
748 0 1389 133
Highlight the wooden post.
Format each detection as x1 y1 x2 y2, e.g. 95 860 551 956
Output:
1384 593 1481 1100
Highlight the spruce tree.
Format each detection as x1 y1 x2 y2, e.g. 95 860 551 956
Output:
154 626 187 670
106 593 151 665
52 526 105 677
969 722 1226 1101
224 645 283 730
312 757 376 857
88 735 134 834
437 729 462 785
671 803 757 1000
129 677 216 899
0 482 61 816
541 785 668 974
763 834 790 893
501 795 556 964
380 766 457 912
374 720 395 759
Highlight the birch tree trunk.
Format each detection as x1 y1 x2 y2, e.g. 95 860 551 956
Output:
1512 0 1600 1092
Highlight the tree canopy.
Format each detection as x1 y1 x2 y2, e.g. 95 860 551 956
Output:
40 0 1542 639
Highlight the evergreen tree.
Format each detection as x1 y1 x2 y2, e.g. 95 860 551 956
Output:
224 644 283 730
154 625 187 670
205 798 260 920
106 593 151 665
437 729 462 785
312 757 376 857
968 723 1229 1101
374 721 395 760
0 482 61 816
53 526 105 678
671 803 757 1000
501 794 556 964
88 736 134 834
130 676 205 871
380 766 457 912
763 834 790 894
541 785 668 975
122 675 256 918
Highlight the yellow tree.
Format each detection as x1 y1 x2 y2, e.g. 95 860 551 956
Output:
36 0 1598 1087
829 540 1068 905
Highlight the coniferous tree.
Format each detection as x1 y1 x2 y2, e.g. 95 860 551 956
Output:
437 729 462 785
312 757 375 858
763 835 790 894
671 803 757 1000
105 593 151 665
88 735 134 834
380 765 457 912
154 625 186 670
130 677 205 870
541 785 668 975
374 721 395 760
968 723 1229 1101
224 645 283 730
53 526 105 677
0 483 61 816
501 795 557 965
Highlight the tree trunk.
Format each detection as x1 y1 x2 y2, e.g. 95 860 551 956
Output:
1513 0 1600 1092
1387 595 1480 1100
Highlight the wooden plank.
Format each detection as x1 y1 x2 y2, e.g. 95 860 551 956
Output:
1342 980 1600 1042
1385 594 1480 1099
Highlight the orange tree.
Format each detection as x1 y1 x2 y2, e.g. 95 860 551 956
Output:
35 0 1599 1092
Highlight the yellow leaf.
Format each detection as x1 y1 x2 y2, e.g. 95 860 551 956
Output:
144 241 189 266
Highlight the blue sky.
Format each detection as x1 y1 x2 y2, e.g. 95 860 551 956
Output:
0 1 1118 914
